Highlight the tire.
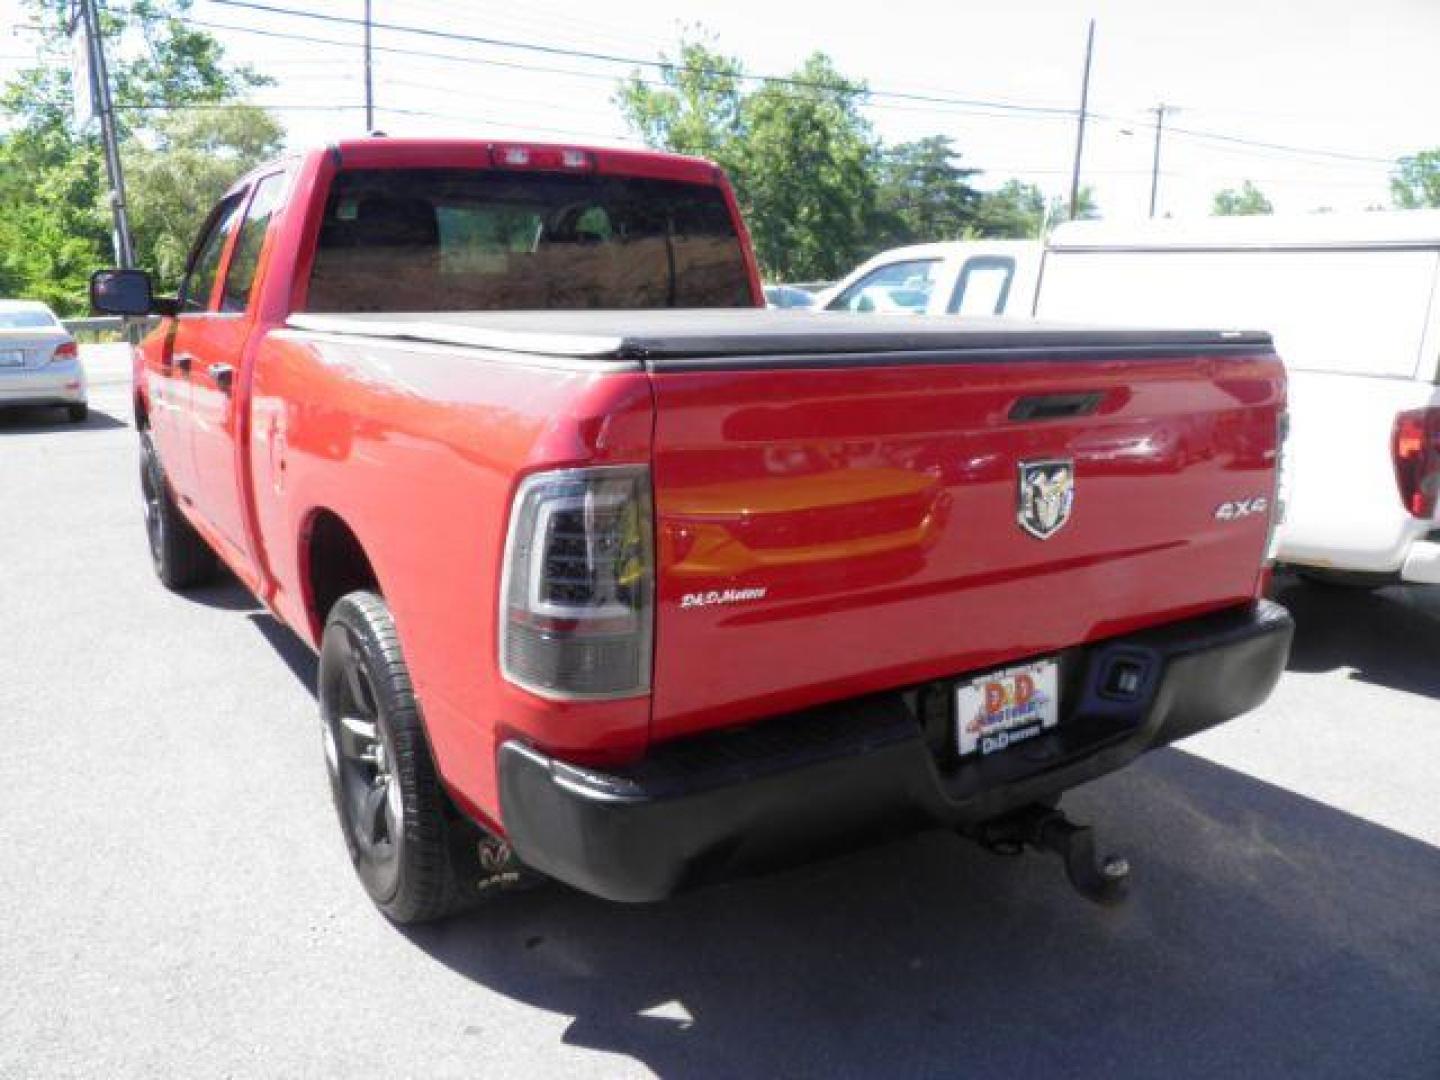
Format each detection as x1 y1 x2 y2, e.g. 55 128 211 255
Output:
139 430 216 590
1293 567 1390 592
67 402 88 423
318 591 527 924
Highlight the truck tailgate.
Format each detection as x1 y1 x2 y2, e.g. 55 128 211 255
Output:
649 346 1283 740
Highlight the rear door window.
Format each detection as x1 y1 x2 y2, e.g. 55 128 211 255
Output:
826 259 940 313
948 256 1015 315
221 172 288 313
0 308 58 329
304 168 753 312
180 195 245 313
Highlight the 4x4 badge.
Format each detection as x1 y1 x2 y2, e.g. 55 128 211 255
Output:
1018 459 1075 540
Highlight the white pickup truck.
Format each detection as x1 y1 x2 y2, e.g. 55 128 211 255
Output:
817 212 1440 588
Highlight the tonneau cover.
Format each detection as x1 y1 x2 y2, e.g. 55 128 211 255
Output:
287 309 1273 367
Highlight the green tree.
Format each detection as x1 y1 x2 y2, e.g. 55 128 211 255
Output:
1391 149 1440 209
615 36 745 169
871 135 981 248
734 55 880 280
1212 180 1273 216
1045 186 1099 232
0 69 110 311
125 106 284 290
967 181 1097 240
968 181 1097 240
0 0 273 312
617 38 881 281
973 180 1044 238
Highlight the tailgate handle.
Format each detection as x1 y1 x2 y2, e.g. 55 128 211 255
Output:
1009 392 1104 422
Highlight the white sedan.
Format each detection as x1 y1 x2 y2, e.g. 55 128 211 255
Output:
0 300 88 423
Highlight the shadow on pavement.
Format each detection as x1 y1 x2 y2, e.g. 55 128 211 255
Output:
401 750 1439 1079
186 571 264 613
221 563 1437 1074
0 404 128 433
248 611 318 692
1273 571 1440 700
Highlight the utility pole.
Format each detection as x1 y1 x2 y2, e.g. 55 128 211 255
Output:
1067 18 1095 222
78 0 135 267
1148 104 1170 218
363 0 374 131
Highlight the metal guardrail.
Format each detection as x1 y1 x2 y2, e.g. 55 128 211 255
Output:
61 316 159 343
61 316 126 333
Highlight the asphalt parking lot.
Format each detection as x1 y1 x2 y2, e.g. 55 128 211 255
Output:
2 349 1437 1079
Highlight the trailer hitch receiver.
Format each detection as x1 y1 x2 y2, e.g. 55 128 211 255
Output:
972 803 1131 906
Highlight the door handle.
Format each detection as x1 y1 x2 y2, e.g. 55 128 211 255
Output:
208 363 235 393
174 352 194 374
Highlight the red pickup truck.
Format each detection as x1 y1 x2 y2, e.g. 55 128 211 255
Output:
93 138 1292 923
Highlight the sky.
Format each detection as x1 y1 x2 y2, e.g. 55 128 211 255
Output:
2 0 1438 220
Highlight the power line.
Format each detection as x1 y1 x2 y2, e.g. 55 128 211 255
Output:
181 18 696 91
199 0 1076 117
112 98 642 143
53 4 1408 182
287 60 1067 129
197 0 1407 170
1158 120 1395 166
388 0 679 58
1089 110 1394 167
190 4 1404 172
177 16 1083 128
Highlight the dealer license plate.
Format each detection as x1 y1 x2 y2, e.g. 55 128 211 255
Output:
956 659 1059 758
0 351 23 367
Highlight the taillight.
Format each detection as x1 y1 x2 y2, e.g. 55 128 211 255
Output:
500 466 653 699
1391 407 1440 519
1264 410 1291 564
51 340 78 363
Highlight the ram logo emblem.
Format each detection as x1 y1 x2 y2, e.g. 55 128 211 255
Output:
1017 459 1075 540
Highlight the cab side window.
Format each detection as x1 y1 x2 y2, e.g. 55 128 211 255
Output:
179 195 245 314
221 173 288 313
948 256 1016 315
826 259 940 313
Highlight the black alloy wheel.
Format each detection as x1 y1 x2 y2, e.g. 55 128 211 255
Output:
138 431 216 589
320 617 406 902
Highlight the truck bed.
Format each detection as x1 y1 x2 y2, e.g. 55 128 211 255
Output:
278 309 1282 744
287 309 1273 366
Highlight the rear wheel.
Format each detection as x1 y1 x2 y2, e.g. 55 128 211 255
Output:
318 591 526 924
139 431 216 590
66 402 88 423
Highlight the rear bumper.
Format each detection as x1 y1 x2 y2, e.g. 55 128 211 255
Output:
0 361 87 406
498 599 1293 902
1281 536 1440 585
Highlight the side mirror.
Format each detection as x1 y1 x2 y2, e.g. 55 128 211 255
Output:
90 268 158 317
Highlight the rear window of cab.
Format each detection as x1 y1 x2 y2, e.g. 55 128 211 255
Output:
304 168 754 312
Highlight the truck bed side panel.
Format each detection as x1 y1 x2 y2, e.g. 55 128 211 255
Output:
247 332 654 823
